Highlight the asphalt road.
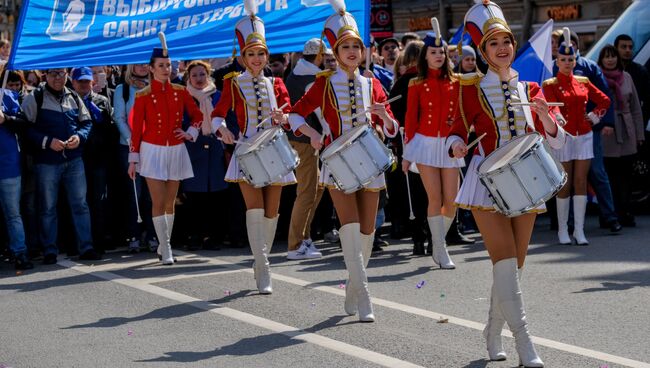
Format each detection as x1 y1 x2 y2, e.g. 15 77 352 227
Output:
1 215 649 368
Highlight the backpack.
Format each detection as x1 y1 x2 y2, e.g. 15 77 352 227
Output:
32 86 85 121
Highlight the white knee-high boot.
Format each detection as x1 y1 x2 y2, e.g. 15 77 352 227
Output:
443 215 454 234
572 195 589 245
340 223 374 322
153 215 173 265
428 216 455 269
493 258 543 367
345 230 374 316
264 215 279 254
484 267 524 361
555 197 571 245
246 209 272 294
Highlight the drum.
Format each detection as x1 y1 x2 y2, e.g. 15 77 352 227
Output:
235 127 300 188
477 133 566 217
321 124 395 194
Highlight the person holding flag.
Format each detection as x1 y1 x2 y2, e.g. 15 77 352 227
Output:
210 0 293 295
542 28 611 246
288 0 399 322
446 1 566 365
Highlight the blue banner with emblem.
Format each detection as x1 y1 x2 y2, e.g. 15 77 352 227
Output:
8 0 370 70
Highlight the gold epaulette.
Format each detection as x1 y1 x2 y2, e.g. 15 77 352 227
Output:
575 76 590 83
457 72 482 86
408 77 425 87
542 77 558 87
171 83 185 91
316 70 335 78
135 85 151 98
223 71 240 80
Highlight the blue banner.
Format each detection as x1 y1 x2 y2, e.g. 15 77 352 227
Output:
8 0 370 70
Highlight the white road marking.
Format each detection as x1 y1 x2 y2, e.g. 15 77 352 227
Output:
60 259 424 368
64 252 650 368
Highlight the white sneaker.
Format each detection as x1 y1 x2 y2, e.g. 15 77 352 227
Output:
305 239 322 258
324 229 340 243
287 241 320 260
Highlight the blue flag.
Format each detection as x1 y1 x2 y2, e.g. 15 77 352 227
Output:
512 19 554 85
448 26 471 46
8 0 370 70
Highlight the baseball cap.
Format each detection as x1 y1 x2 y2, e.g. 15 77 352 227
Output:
303 38 326 55
71 67 93 81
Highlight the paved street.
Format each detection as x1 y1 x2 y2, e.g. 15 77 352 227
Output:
1 215 649 368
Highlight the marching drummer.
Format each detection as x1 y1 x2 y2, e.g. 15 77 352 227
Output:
446 1 565 365
128 32 204 265
401 18 462 270
288 0 399 322
542 28 611 246
211 0 293 295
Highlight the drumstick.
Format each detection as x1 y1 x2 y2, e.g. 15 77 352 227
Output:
132 177 143 223
346 95 402 121
399 128 416 221
255 102 289 129
313 134 327 157
510 102 564 107
466 132 487 151
217 137 252 145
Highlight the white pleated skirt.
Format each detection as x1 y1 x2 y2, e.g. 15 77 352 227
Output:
225 141 297 186
403 134 465 168
455 155 546 213
319 166 386 192
137 142 194 181
552 131 593 162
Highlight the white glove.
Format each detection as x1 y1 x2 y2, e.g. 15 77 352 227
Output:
587 111 600 125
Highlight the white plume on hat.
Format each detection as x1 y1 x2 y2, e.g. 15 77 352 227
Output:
244 0 258 17
431 17 442 46
328 0 346 15
562 27 572 47
158 32 168 52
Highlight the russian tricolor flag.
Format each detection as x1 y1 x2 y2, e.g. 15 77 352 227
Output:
513 19 555 85
449 26 472 46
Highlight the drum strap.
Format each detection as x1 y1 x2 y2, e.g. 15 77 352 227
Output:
516 82 536 132
360 76 372 125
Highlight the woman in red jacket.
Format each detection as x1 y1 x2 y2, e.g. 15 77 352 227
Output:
402 20 461 269
210 1 292 295
128 33 203 265
446 2 565 365
542 28 610 246
288 0 398 322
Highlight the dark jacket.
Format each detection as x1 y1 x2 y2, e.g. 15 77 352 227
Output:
623 60 650 122
82 91 118 167
0 89 23 179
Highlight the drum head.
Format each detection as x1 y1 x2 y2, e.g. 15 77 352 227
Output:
321 124 369 158
236 127 280 156
478 133 541 174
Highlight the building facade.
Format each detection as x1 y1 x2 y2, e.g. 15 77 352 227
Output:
387 0 633 52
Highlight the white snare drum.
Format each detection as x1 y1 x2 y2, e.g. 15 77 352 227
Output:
321 124 395 194
477 133 566 217
235 127 300 188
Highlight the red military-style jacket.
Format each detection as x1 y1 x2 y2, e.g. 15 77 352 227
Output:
210 71 291 138
404 69 459 143
542 72 610 136
129 79 203 158
447 70 562 157
289 68 398 145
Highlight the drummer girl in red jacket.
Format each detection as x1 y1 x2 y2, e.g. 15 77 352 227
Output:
288 0 399 322
210 1 292 295
402 18 461 270
446 1 565 365
542 28 610 246
128 33 203 265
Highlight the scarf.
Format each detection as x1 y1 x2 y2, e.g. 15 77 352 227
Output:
602 69 624 110
186 82 217 135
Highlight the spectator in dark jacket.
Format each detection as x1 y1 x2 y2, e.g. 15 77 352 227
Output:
21 68 102 264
